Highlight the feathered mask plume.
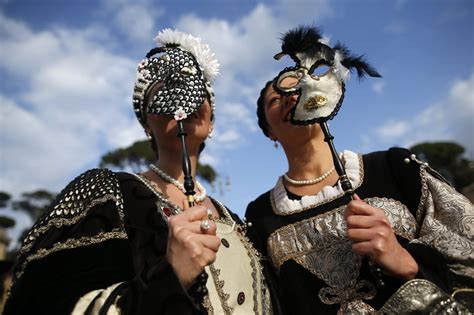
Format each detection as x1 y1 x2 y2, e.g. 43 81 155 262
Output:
274 25 381 81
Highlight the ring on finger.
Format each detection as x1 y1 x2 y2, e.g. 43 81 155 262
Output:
200 219 211 232
207 208 213 220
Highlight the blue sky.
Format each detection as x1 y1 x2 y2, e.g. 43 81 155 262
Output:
1 0 473 248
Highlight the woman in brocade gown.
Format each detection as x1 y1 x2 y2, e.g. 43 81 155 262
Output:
4 29 277 315
245 26 473 314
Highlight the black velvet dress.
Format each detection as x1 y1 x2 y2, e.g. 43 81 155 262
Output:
4 171 278 315
245 148 474 314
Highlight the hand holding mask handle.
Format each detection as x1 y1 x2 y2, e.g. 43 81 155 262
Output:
177 119 212 311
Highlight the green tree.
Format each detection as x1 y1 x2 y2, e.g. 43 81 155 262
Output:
100 140 155 172
100 139 217 183
0 191 15 229
0 192 11 209
12 190 56 222
410 141 474 190
0 217 14 229
0 190 55 246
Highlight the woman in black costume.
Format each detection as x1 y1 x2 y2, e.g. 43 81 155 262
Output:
245 26 473 314
5 29 275 315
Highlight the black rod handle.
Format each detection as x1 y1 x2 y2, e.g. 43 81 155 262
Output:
177 120 196 207
320 122 353 198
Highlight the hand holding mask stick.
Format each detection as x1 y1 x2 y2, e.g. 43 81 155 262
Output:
132 29 219 303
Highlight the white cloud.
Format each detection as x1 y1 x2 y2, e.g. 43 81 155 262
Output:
219 102 257 132
175 4 282 78
377 120 409 139
111 3 161 42
199 151 219 166
215 129 241 144
375 74 474 155
0 95 93 193
0 13 142 196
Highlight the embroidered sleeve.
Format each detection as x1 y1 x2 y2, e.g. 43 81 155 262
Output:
407 165 474 291
13 169 127 282
3 169 133 315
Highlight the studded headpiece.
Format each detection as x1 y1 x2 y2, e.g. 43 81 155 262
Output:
133 29 219 128
273 26 381 125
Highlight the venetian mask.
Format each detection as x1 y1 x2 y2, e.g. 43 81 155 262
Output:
273 26 381 125
133 29 219 128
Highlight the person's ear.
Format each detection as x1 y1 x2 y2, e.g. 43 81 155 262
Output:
268 129 277 141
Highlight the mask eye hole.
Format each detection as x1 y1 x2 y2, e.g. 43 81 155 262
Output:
310 64 330 77
279 75 300 89
276 68 304 91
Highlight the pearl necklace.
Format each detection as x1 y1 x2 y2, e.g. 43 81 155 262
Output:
149 164 207 203
283 166 335 186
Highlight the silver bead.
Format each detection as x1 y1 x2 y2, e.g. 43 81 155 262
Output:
404 158 410 164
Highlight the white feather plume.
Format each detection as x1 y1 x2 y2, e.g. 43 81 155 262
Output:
333 50 351 82
154 28 220 82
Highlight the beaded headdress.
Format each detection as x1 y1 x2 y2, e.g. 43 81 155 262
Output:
273 26 381 125
132 29 219 128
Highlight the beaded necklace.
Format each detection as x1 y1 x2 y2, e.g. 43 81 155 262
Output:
283 166 335 185
149 164 206 203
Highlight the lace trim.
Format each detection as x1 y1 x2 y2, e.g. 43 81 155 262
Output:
271 150 364 215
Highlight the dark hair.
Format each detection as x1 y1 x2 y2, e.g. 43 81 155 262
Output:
256 80 274 138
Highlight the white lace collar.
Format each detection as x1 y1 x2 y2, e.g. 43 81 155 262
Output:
271 150 363 216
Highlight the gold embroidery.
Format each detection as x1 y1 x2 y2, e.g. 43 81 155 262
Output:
19 194 120 256
319 280 376 314
267 197 418 313
131 173 182 223
208 264 233 314
238 228 265 313
268 197 417 270
19 169 125 256
412 171 474 286
15 230 128 281
379 279 471 314
416 164 429 223
202 295 214 314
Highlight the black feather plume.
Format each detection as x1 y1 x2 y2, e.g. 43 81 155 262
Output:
333 42 381 79
279 26 332 63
